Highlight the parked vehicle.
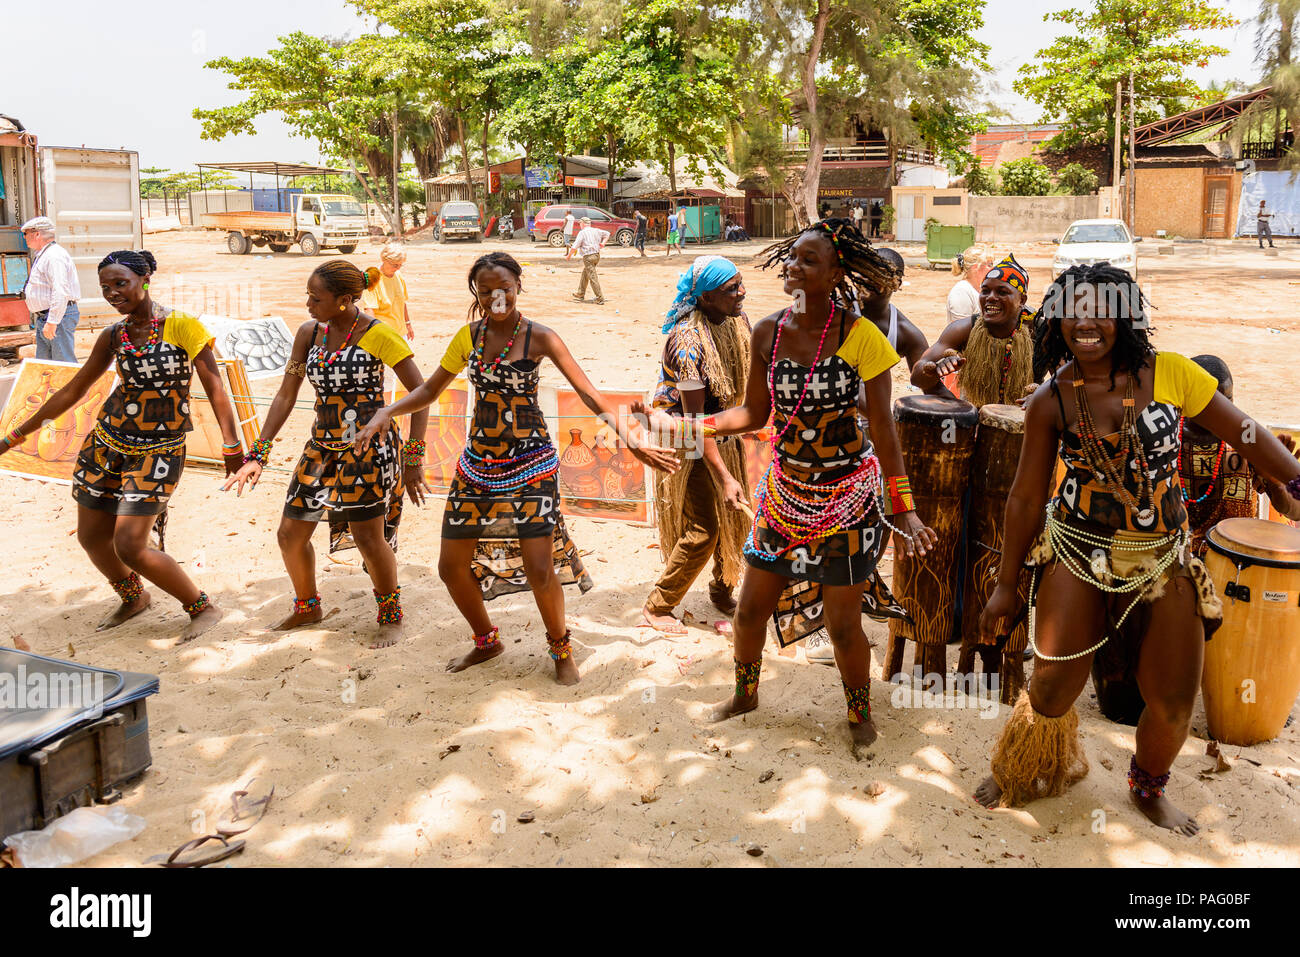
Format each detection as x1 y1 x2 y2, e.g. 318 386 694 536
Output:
200 192 367 256
530 204 636 247
433 201 483 243
499 214 514 239
1052 218 1141 279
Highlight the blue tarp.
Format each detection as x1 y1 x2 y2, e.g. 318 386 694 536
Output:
1236 170 1300 238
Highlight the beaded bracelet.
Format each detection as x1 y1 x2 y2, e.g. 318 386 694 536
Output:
2 426 23 449
402 439 426 469
1287 475 1300 502
244 438 272 467
886 475 914 515
222 440 243 452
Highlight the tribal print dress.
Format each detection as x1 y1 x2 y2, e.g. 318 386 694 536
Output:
72 306 213 546
283 319 409 553
747 313 908 645
439 319 593 601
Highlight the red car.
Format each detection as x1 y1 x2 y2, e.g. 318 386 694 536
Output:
530 204 637 247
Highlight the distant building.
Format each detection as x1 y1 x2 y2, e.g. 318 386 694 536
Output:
970 124 1065 168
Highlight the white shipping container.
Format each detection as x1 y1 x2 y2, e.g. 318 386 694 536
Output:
41 147 142 325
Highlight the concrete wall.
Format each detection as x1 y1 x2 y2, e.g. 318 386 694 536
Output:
967 194 1102 242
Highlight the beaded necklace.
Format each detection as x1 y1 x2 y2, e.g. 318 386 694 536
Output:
1176 417 1225 505
766 300 836 447
473 313 525 371
315 311 363 368
1071 371 1156 525
118 313 162 357
456 444 559 492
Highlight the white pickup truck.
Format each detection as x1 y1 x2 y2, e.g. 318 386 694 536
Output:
200 192 368 256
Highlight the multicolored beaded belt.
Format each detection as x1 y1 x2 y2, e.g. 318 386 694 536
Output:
456 444 559 492
744 453 884 562
93 422 186 457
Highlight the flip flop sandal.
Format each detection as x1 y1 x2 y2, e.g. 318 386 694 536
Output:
160 835 246 868
638 612 687 636
216 781 276 837
713 621 733 636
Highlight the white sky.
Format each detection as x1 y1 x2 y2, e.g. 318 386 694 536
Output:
0 0 1265 181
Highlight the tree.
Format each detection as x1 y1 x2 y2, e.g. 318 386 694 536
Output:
1056 162 1100 194
1256 0 1299 169
998 157 1052 196
957 157 997 195
1015 0 1237 159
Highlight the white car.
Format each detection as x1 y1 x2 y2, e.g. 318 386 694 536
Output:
1051 218 1141 279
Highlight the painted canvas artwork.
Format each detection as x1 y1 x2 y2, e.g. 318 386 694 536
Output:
554 389 650 524
200 314 295 379
188 358 262 466
0 360 116 484
390 378 470 492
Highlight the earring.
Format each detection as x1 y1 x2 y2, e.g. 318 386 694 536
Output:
143 282 149 291
340 304 346 311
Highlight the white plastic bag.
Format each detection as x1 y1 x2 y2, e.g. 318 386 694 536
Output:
4 806 146 868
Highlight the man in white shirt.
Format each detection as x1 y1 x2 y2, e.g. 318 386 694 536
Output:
21 217 82 362
563 210 577 259
851 201 864 230
570 217 607 305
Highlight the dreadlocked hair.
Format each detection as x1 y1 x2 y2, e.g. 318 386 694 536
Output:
1036 262 1154 392
759 219 900 308
467 251 523 322
99 250 157 276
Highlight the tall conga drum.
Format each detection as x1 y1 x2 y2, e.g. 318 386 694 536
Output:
957 404 1031 703
886 396 980 679
1202 518 1300 745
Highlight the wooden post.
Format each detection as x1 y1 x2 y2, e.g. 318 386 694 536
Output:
1128 69 1137 231
1112 79 1122 192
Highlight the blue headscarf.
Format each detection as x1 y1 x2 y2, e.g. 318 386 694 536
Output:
663 255 739 333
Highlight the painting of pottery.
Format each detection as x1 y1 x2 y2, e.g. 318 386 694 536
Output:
555 390 650 524
390 379 469 492
0 359 116 484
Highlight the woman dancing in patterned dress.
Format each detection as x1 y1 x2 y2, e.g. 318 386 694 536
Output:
355 252 678 685
641 220 937 758
0 250 242 640
224 261 430 650
976 264 1300 834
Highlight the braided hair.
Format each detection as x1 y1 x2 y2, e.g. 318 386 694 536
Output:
98 249 157 275
311 259 366 299
1036 262 1153 391
759 219 900 308
467 251 523 322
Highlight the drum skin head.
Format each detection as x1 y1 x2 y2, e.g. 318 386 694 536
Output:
893 395 979 427
978 403 1025 433
1208 518 1300 564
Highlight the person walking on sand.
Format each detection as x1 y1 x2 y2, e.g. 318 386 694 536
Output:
634 209 649 258
21 216 81 363
1257 201 1276 249
571 216 608 305
361 242 415 341
563 209 577 259
666 207 684 257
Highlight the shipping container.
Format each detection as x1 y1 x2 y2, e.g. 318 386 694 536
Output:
241 187 303 212
40 147 142 325
0 116 41 340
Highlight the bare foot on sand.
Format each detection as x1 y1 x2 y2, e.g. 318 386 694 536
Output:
709 587 737 616
709 693 757 723
98 592 151 631
553 655 580 686
369 621 403 650
1131 791 1199 836
447 642 505 673
974 774 1002 808
640 605 687 635
181 604 224 642
272 604 334 631
849 718 877 761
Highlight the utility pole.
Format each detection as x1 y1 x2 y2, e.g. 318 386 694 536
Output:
1112 79 1122 215
392 107 402 237
1128 70 1137 232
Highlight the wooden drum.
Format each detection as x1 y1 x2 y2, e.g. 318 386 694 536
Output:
885 395 980 679
957 404 1030 703
1202 518 1300 745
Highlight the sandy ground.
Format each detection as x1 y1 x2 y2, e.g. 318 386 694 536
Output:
2 229 1298 868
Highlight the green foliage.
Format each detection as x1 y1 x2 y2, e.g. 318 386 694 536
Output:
879 204 896 232
1056 162 1099 195
140 168 238 197
959 158 997 195
1014 0 1237 147
998 157 1052 196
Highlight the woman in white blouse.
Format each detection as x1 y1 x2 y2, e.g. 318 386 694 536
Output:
946 245 996 323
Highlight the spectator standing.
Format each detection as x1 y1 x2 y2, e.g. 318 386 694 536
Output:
571 217 608 305
21 216 81 362
563 209 577 259
634 209 648 258
1257 200 1276 249
851 201 864 231
361 242 415 340
666 207 683 257
869 202 883 238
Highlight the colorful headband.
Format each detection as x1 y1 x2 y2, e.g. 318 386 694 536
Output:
985 254 1028 295
814 221 845 266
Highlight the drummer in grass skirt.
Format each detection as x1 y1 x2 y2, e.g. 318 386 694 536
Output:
225 260 430 650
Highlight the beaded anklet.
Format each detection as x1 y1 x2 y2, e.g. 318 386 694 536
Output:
546 629 572 661
734 658 762 698
1128 756 1171 799
473 626 501 650
182 592 211 618
293 594 321 616
843 681 871 724
111 572 143 604
375 588 402 625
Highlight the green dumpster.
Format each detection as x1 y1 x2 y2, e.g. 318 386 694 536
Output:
926 223 975 269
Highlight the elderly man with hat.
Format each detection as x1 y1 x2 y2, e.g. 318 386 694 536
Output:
21 217 82 362
570 216 608 306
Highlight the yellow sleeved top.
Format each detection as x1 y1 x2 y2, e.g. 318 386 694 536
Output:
835 317 901 383
163 311 214 360
1153 351 1218 417
361 272 410 337
440 324 475 375
356 322 414 369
